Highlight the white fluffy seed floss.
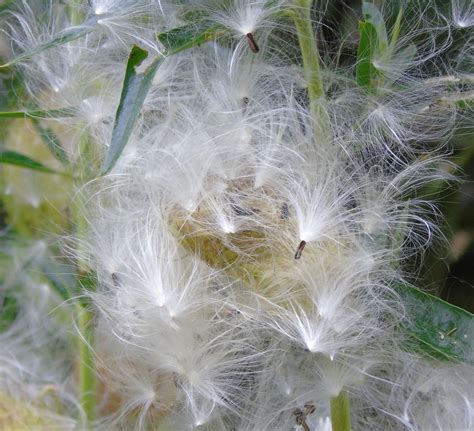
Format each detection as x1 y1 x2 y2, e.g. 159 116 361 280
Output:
1 0 474 430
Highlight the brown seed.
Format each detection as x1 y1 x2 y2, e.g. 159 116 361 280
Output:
293 408 304 424
294 240 306 260
246 32 260 53
304 403 316 415
292 407 310 431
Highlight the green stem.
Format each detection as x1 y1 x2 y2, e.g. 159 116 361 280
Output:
330 391 352 431
292 0 327 136
73 133 97 427
77 303 96 427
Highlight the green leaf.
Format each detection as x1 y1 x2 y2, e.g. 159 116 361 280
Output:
0 107 72 167
157 21 226 55
357 2 388 91
0 26 94 69
389 6 404 50
362 2 388 53
356 21 380 91
0 296 18 332
396 283 474 363
101 45 164 174
0 150 67 175
0 107 75 119
357 4 412 88
31 118 70 165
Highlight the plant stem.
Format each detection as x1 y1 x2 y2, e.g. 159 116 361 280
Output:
77 303 96 427
330 391 352 431
292 0 327 136
73 133 97 428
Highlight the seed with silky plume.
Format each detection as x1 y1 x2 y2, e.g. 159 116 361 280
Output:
246 32 260 53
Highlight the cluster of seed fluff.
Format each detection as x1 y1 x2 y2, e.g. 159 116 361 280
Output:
0 240 77 429
4 0 474 429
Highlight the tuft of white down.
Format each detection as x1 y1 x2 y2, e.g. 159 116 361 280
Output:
5 0 474 429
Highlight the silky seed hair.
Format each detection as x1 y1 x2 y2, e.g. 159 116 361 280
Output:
2 0 473 429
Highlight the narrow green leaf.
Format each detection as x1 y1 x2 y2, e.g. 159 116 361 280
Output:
0 26 94 69
362 2 388 52
0 107 75 119
0 296 18 332
101 46 164 174
357 2 399 91
31 118 70 165
396 283 474 363
389 6 404 50
157 21 226 55
0 150 67 175
356 21 379 91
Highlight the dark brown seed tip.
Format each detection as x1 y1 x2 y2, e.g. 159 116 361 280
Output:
294 240 306 260
246 32 260 53
304 404 316 415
